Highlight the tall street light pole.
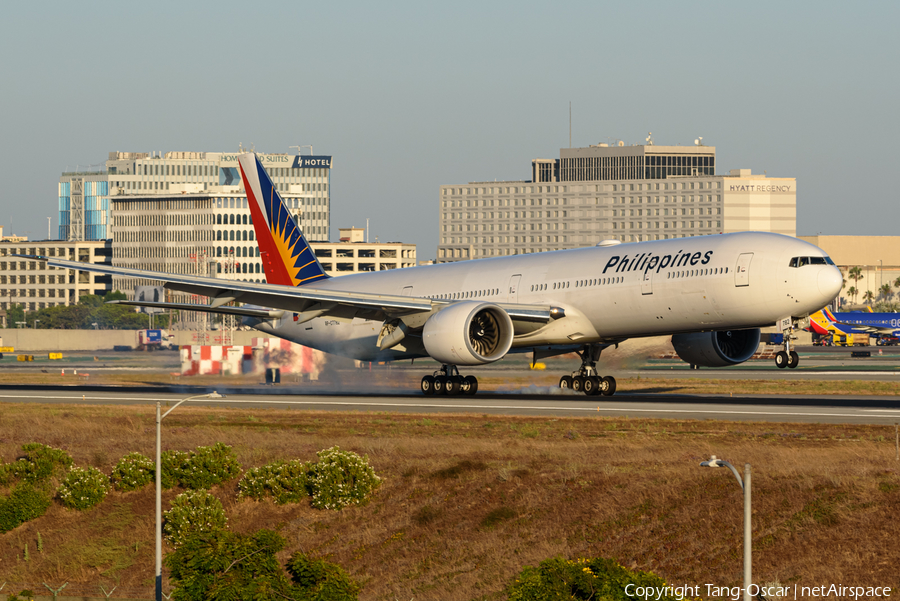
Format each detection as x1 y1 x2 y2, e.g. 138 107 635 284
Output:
155 391 224 601
701 455 752 601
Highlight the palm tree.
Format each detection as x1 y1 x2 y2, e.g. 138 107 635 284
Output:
848 266 863 294
848 286 858 304
864 290 875 305
880 283 893 303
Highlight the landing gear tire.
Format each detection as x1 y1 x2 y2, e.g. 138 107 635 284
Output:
445 376 461 395
775 351 788 369
601 376 617 396
583 376 601 396
427 365 479 396
558 343 619 396
788 350 799 369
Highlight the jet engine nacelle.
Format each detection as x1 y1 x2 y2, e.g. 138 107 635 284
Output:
422 301 514 366
671 328 761 367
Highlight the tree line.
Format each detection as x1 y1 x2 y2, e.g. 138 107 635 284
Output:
5 291 170 329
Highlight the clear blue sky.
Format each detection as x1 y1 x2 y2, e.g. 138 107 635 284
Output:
2 1 897 258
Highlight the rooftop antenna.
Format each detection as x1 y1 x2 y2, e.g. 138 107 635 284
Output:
569 102 572 148
694 137 703 146
290 145 313 155
645 132 653 146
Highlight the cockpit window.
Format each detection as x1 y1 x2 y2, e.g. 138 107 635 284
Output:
789 256 835 267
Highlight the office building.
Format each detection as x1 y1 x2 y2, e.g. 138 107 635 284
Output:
60 150 332 242
110 194 415 299
0 240 112 312
438 143 796 261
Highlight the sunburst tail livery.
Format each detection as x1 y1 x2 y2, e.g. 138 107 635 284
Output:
238 153 329 286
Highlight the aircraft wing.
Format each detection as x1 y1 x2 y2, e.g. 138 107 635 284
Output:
30 256 555 324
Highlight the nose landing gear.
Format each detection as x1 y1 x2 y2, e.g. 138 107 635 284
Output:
421 365 479 396
557 343 617 396
775 322 800 369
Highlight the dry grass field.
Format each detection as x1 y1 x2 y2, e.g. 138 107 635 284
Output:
0 403 898 600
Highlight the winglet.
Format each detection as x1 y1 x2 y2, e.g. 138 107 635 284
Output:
238 153 329 287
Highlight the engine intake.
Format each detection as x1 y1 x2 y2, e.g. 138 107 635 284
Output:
671 328 761 368
422 301 514 366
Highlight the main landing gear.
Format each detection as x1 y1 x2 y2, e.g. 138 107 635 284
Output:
558 343 617 396
775 324 799 369
421 365 479 396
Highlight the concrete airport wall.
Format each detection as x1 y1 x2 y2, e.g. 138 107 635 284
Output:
0 329 261 352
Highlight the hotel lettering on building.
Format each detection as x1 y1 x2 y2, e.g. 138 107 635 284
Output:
438 144 796 261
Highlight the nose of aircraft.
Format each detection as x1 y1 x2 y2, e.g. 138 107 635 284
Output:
818 266 843 299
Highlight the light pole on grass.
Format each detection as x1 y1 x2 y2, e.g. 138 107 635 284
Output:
156 391 224 601
700 455 752 601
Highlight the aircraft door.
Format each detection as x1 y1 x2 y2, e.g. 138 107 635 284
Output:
734 253 753 287
508 274 521 303
641 270 653 295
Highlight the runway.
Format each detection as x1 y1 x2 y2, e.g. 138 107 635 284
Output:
1 387 898 425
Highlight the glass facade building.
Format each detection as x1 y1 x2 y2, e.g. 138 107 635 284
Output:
58 150 331 242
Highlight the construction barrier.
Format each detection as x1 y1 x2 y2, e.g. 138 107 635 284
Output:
180 345 253 376
0 346 13 353
17 355 34 362
179 339 325 378
49 352 63 360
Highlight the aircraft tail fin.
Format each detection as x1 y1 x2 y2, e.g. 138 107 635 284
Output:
810 308 851 334
238 153 329 287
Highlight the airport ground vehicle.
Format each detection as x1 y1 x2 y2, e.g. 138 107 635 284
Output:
875 335 900 346
832 333 870 347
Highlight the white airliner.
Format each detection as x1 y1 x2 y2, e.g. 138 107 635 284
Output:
32 153 843 396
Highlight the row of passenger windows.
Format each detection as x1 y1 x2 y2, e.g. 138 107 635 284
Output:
573 277 624 288
428 288 499 300
536 277 627 292
667 267 728 278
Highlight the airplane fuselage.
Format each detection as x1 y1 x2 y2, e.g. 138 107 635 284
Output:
249 232 842 362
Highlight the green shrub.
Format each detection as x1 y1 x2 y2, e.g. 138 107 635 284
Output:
166 529 356 601
163 489 228 547
507 556 681 601
162 444 240 490
0 443 73 485
57 466 110 510
0 485 52 532
177 443 241 490
287 552 361 600
238 459 313 504
111 452 155 491
309 446 381 510
161 450 190 489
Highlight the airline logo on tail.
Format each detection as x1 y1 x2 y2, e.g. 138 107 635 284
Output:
808 308 847 334
238 153 329 287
